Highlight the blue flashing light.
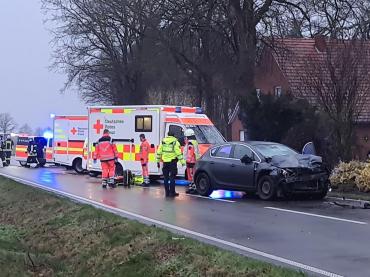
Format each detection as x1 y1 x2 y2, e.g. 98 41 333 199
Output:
195 107 203 114
50 113 56 119
175 107 182 113
43 131 53 139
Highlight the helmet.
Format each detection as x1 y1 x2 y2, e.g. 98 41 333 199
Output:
184 129 195 137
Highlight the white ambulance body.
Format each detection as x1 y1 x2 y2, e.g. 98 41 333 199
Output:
87 105 225 177
53 115 88 173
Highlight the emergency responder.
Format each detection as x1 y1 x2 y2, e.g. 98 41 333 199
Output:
4 135 14 166
156 131 185 197
93 129 118 189
0 135 4 167
139 134 150 186
183 129 200 194
25 138 39 168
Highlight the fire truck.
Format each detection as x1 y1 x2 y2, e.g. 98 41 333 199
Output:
53 115 88 173
15 135 53 167
87 105 225 178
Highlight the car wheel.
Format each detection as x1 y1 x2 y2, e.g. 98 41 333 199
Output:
195 172 213 197
258 176 277 201
312 183 329 200
73 158 84 174
19 161 27 167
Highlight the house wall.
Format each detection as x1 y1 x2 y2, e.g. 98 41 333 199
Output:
231 50 291 141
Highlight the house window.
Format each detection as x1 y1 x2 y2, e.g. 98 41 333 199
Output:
239 130 246 141
135 116 152 132
274 86 282 97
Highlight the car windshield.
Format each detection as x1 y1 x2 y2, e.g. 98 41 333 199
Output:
253 143 297 158
186 125 225 144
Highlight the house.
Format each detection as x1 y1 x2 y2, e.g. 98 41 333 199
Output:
229 36 370 160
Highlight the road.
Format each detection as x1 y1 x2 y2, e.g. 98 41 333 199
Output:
1 163 370 277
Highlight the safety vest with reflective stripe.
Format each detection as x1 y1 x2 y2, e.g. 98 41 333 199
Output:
184 139 200 164
156 136 184 164
93 134 118 161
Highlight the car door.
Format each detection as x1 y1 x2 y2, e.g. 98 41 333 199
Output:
228 144 258 189
210 144 234 187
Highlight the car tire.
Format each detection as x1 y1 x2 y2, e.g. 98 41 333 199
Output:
195 172 213 197
257 176 277 201
312 183 329 200
72 158 84 174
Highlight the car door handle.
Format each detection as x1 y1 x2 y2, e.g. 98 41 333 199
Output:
231 164 236 167
210 161 215 165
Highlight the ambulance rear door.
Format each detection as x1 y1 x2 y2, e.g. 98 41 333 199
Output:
53 117 69 165
67 117 88 164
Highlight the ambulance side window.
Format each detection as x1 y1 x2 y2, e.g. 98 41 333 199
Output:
48 139 53 147
169 125 185 146
135 116 152 132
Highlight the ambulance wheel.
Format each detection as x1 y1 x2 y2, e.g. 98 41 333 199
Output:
19 161 27 167
39 161 46 167
89 171 100 178
73 158 84 174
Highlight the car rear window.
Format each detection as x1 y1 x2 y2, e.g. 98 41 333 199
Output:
214 145 232 158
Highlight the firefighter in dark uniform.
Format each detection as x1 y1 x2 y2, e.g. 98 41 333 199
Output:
0 135 5 166
4 135 14 166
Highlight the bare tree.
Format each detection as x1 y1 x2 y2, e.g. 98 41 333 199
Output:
300 39 370 161
18 124 33 135
0 113 17 135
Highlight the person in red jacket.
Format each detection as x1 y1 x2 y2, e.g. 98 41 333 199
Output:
93 129 118 188
139 134 150 186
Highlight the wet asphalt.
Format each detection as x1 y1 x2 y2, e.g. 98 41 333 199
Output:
1 163 370 277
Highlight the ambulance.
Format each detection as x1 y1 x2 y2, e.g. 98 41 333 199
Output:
87 105 225 178
15 135 53 167
53 115 88 173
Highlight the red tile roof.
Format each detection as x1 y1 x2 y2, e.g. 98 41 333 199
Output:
271 38 370 123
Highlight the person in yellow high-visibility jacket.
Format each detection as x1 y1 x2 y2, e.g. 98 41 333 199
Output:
156 131 185 197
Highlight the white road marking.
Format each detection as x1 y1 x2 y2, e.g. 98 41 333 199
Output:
0 172 343 277
265 207 368 225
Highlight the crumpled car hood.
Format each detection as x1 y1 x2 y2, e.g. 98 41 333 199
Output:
269 154 322 169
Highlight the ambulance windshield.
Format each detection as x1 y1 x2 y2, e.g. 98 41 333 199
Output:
186 125 225 144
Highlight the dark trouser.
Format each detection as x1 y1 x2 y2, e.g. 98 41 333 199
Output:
4 151 11 165
162 161 177 195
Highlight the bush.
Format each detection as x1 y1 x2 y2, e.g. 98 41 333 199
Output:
330 161 370 192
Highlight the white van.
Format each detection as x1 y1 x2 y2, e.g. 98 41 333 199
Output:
87 105 225 178
53 115 88 173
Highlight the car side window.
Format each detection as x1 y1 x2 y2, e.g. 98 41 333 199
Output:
232 145 255 160
215 145 232 158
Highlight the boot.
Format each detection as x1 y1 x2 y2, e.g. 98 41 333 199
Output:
108 178 116 188
102 179 107 189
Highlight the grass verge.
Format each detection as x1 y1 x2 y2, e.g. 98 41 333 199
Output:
328 190 370 202
0 176 304 276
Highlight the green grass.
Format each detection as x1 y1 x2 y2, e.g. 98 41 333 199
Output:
0 176 304 277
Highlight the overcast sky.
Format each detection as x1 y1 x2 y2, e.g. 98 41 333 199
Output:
0 0 86 130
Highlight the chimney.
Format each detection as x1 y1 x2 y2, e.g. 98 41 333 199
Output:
314 35 327 52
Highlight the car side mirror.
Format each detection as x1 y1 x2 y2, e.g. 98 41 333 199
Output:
241 155 253 164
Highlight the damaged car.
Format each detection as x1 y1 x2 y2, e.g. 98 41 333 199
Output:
193 141 330 200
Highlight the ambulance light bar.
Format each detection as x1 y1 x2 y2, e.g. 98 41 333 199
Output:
195 107 203 114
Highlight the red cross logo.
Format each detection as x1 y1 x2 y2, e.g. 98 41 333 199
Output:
93 119 104 134
71 127 77 135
